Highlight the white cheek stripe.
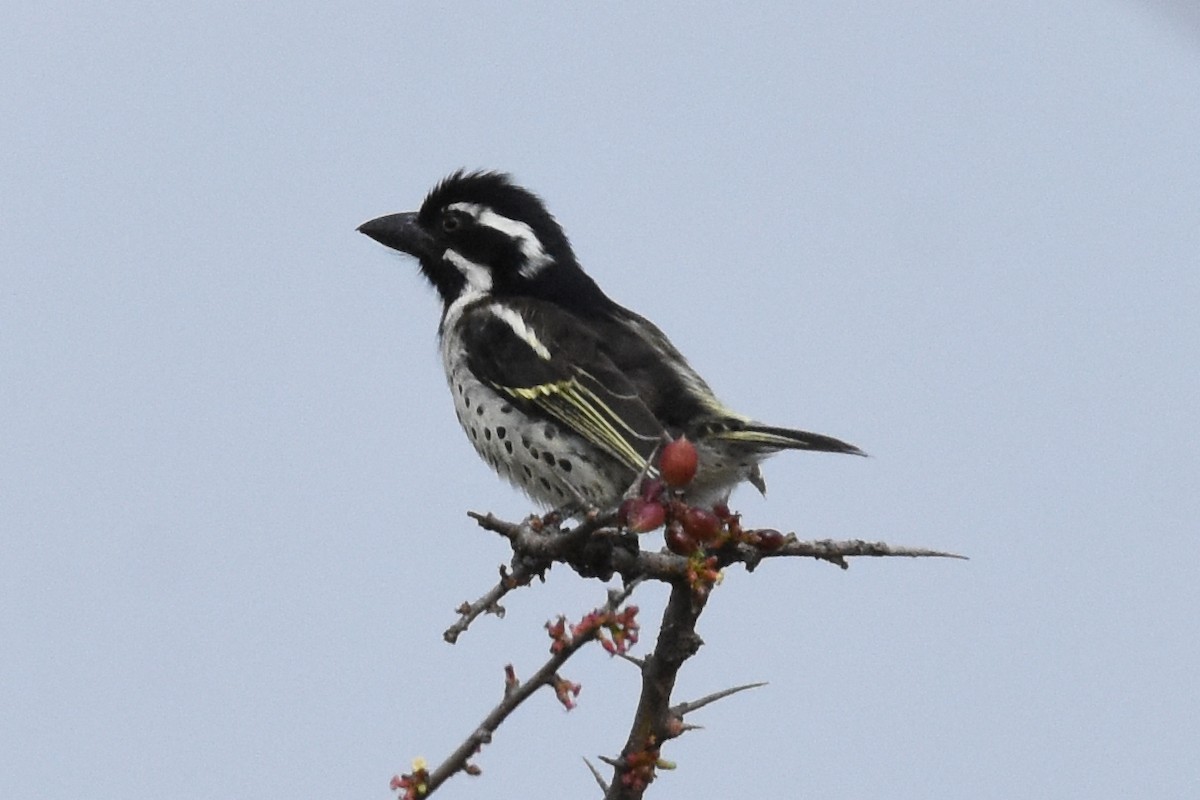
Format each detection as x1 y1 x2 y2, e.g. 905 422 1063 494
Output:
489 303 552 361
447 201 555 278
444 248 493 294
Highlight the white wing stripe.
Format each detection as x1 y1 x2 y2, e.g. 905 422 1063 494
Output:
489 303 552 361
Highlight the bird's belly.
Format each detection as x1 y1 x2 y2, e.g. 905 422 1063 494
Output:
441 350 632 508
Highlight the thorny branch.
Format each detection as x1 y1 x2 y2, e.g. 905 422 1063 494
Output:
443 510 623 642
391 584 638 799
466 510 963 589
395 439 964 798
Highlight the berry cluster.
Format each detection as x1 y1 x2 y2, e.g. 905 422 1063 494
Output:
616 437 788 556
616 437 789 601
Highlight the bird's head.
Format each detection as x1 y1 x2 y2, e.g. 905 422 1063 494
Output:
359 171 612 314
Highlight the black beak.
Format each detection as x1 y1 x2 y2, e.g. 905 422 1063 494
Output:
357 212 437 260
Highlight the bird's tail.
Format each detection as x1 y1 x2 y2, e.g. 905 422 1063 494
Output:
709 422 867 457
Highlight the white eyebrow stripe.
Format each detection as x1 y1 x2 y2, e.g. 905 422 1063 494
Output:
447 201 555 279
488 303 552 361
444 249 493 294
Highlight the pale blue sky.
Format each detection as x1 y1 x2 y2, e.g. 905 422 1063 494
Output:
3 3 1198 798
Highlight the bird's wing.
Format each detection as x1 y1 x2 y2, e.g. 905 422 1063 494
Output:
460 300 665 472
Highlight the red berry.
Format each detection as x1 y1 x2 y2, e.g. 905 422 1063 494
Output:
664 520 697 555
681 507 723 544
623 498 666 533
659 437 698 488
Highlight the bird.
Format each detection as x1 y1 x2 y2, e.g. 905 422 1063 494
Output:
358 170 864 512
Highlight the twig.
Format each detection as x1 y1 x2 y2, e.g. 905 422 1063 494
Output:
415 584 637 796
616 651 646 669
470 511 963 582
444 563 528 644
733 536 966 572
444 510 644 643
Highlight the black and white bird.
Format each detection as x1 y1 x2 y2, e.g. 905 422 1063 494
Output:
359 171 863 511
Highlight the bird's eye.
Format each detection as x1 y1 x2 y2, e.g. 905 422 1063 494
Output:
442 213 463 233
